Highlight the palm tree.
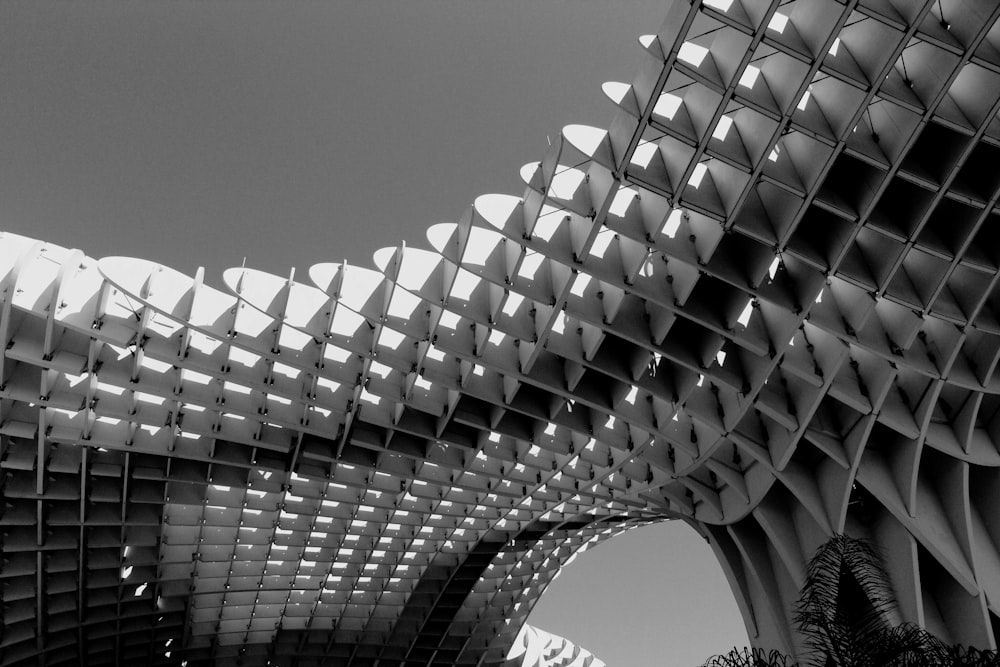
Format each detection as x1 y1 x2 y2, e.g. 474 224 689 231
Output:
792 534 933 667
698 534 1000 667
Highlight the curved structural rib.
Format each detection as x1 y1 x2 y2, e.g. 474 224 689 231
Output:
5 0 1000 664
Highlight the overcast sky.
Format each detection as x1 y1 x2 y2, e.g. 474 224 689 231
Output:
1 2 748 664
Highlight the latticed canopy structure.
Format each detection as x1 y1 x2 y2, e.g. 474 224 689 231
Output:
5 0 1000 664
505 625 604 667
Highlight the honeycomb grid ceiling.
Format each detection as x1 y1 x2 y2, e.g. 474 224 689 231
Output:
5 0 1000 664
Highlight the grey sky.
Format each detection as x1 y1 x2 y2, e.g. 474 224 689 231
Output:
531 522 748 666
1 1 748 663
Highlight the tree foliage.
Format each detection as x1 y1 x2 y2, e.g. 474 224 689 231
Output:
792 534 928 667
699 647 798 667
923 643 1000 666
697 534 1000 667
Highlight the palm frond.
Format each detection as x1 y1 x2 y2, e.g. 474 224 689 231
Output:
923 641 1000 666
711 535 999 667
794 535 902 665
698 647 798 667
862 623 940 667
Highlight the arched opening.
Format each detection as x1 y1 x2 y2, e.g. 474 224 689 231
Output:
525 520 749 666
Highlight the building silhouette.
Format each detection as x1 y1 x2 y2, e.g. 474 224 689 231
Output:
4 0 1000 664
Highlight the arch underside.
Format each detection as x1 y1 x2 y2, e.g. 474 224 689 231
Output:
5 0 1000 664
